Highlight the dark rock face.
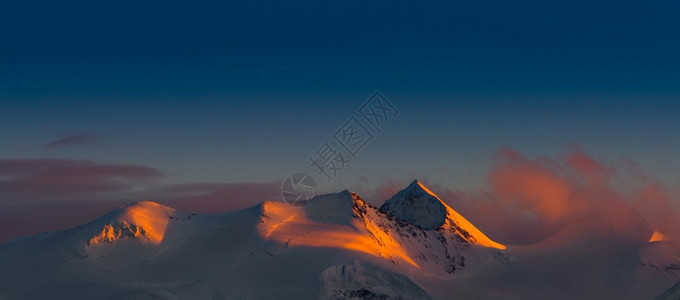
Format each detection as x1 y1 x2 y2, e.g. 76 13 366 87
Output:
380 180 448 230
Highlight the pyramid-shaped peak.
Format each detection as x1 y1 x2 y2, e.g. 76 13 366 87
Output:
406 179 423 189
380 181 506 249
404 180 438 194
380 180 448 230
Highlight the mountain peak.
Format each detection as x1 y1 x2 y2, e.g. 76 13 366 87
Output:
120 200 171 211
380 180 506 250
405 179 435 194
88 200 175 246
380 180 448 230
303 190 367 225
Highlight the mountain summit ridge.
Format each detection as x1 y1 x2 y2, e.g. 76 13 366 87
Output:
380 180 506 250
380 180 449 230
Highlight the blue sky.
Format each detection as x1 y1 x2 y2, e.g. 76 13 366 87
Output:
1 0 680 194
2 0 680 244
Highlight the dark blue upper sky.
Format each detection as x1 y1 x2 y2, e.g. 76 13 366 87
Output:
1 0 679 191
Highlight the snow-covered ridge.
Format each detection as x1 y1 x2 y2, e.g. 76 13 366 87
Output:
258 185 503 274
257 191 422 269
0 180 678 299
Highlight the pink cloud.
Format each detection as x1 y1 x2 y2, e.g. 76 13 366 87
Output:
44 134 97 150
439 147 680 245
0 159 162 198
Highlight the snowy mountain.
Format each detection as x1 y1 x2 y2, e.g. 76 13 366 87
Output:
261 188 504 276
0 180 678 299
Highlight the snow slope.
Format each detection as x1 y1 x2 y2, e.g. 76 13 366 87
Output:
319 261 434 300
0 180 678 299
0 189 456 299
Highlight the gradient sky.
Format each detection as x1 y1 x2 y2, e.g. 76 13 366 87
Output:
1 1 680 243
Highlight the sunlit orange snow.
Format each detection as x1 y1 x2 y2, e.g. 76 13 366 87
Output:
89 201 172 245
417 182 506 250
649 230 670 242
259 202 419 268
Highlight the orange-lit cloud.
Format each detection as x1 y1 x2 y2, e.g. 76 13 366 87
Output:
428 147 680 246
649 230 669 242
